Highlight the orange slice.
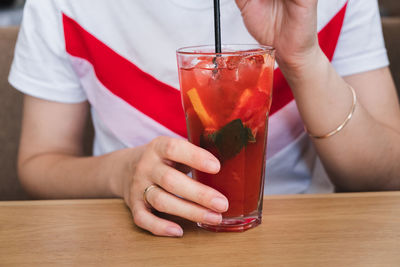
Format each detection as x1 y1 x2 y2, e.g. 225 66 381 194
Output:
237 88 252 109
187 88 216 128
228 88 253 121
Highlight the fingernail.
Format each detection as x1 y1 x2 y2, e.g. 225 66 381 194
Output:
166 227 183 237
211 197 228 212
204 212 222 225
206 159 220 172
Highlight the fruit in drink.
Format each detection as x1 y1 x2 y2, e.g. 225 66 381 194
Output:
179 50 274 218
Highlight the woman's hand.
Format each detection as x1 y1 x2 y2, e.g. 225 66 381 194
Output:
119 136 228 237
17 96 228 238
235 0 319 71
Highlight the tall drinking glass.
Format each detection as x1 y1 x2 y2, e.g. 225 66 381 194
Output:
177 44 275 232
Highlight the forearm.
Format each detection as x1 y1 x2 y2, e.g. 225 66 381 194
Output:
280 48 400 191
17 148 137 199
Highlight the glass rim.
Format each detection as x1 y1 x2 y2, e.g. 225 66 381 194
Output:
176 44 275 56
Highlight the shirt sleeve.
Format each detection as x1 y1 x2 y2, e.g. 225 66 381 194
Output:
8 0 87 103
331 0 389 77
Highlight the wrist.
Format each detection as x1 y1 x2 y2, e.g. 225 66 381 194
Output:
277 45 327 85
108 146 146 199
106 148 134 198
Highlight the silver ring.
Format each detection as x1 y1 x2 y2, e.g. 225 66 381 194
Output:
143 184 159 208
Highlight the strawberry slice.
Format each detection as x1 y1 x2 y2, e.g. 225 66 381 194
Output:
257 64 273 96
229 89 269 137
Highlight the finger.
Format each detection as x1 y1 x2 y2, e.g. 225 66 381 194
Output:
153 137 220 174
153 164 229 213
146 185 223 225
132 203 183 237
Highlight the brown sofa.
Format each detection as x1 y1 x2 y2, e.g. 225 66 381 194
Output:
382 17 400 90
0 27 27 200
1 17 400 200
379 0 400 16
0 27 93 200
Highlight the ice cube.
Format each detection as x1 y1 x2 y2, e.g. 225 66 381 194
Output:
190 57 214 87
226 56 241 70
214 56 227 69
180 56 200 70
236 55 264 87
195 56 216 70
243 54 265 67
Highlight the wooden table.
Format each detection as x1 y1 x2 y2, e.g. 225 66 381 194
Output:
1 192 400 266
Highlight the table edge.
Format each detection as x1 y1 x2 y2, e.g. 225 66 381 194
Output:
1 191 399 207
0 198 124 206
264 191 400 200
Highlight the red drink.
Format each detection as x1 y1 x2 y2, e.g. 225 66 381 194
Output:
177 45 275 232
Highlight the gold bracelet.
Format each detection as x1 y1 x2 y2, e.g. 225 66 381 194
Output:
305 85 357 139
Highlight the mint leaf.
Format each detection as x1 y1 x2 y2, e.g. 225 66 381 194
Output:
214 119 247 160
201 119 256 161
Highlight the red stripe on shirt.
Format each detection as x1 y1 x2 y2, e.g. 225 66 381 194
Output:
62 3 347 136
63 14 188 137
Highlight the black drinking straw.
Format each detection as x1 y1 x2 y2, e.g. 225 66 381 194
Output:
213 0 222 53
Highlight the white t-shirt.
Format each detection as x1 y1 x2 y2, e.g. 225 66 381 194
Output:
9 0 389 195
